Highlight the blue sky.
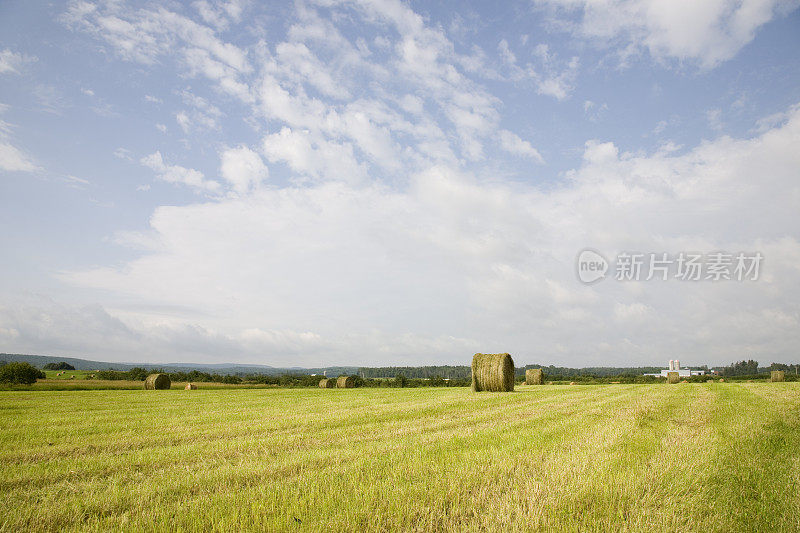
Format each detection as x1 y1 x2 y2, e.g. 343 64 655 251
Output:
1 0 799 367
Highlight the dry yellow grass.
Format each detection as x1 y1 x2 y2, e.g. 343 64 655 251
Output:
0 383 798 532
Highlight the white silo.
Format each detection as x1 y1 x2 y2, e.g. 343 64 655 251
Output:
675 359 680 371
669 360 674 371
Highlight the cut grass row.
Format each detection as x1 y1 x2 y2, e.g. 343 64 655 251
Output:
1 383 798 532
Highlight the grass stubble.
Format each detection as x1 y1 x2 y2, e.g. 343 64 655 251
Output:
0 382 798 532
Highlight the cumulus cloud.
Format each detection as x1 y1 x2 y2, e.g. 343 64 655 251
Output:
140 151 220 192
498 130 545 163
38 0 800 367
262 127 368 184
220 145 268 194
57 103 800 366
62 0 252 100
64 0 544 176
535 0 797 67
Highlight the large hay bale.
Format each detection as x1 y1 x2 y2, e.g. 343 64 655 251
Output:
771 370 785 382
185 383 197 390
319 378 336 388
667 371 679 384
525 368 543 385
471 353 514 392
144 373 171 390
337 376 355 388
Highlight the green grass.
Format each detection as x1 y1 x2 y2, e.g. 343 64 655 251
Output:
6 379 277 391
42 370 96 380
1 383 798 532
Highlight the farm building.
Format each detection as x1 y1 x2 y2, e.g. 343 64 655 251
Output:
643 359 706 378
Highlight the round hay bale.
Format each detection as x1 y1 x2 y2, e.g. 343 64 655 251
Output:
771 370 785 382
471 353 514 392
569 381 576 385
145 373 171 390
525 368 543 385
337 376 355 388
185 383 197 390
719 378 725 382
319 378 336 388
667 371 679 384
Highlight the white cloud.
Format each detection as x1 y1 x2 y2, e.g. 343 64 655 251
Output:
62 175 90 186
175 112 192 133
0 49 35 74
113 147 132 160
220 145 268 194
535 0 798 68
707 108 724 131
175 90 223 132
140 151 220 192
0 142 39 172
62 1 252 100
498 130 545 163
0 106 39 172
262 127 368 183
63 0 543 173
58 103 800 366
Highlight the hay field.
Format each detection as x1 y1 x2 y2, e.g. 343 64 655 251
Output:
1 383 799 532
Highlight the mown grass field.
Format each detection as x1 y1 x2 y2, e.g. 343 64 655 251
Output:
1 383 799 532
18 379 272 391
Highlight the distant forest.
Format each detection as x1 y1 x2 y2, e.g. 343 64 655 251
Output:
359 365 667 380
2 353 798 380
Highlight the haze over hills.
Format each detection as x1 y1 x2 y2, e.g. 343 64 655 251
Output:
1 352 721 379
0 353 359 376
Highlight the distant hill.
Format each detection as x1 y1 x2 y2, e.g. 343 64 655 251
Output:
0 353 358 376
0 352 716 379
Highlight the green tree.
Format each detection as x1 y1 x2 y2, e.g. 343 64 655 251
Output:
0 362 45 385
43 362 76 370
127 367 149 381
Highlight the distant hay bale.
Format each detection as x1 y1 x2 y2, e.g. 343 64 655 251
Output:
471 353 515 392
667 372 679 384
719 378 725 382
525 368 543 385
319 378 336 388
337 376 355 388
771 371 785 382
569 381 576 385
145 373 171 390
185 383 197 390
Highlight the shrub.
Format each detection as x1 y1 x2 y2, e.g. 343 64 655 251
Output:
0 362 45 385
